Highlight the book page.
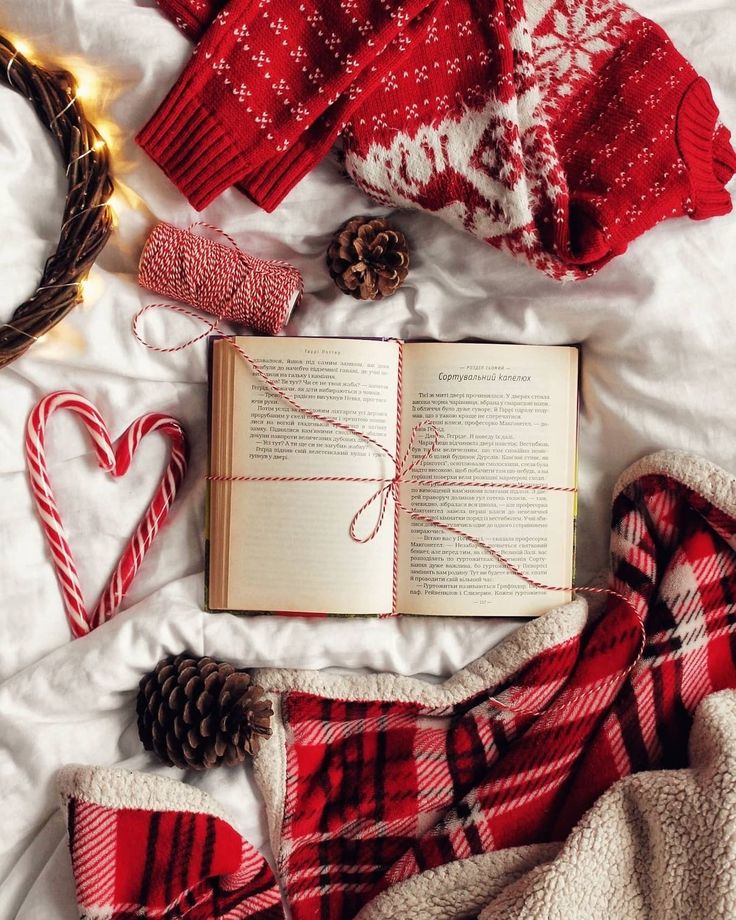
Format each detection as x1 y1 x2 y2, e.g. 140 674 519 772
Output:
396 343 578 617
209 336 400 615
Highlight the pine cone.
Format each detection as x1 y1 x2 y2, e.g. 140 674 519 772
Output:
136 653 273 771
327 216 409 301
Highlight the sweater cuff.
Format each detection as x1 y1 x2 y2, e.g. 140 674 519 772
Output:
137 75 337 212
677 77 736 219
237 128 339 212
137 76 248 211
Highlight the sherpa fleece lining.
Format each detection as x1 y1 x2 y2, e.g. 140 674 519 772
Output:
58 764 229 821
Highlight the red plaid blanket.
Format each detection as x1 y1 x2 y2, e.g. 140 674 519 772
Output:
59 452 736 919
252 451 736 919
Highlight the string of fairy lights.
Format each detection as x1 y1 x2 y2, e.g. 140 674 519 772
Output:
0 32 117 367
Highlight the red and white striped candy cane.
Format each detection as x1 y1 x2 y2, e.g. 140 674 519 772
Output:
25 391 188 638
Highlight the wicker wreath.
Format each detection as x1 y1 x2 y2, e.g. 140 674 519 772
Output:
0 34 114 369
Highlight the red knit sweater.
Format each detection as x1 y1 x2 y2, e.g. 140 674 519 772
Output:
139 0 736 278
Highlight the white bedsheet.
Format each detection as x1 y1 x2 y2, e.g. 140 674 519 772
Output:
0 1 735 916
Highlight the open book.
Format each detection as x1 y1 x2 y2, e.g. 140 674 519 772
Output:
208 336 578 617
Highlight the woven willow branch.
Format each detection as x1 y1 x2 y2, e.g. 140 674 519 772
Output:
0 33 114 368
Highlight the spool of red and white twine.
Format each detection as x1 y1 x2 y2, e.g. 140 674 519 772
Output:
135 222 303 350
26 392 188 638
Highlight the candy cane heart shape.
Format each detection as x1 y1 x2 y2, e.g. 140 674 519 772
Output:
25 392 189 638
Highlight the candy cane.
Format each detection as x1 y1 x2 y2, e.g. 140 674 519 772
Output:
25 391 188 638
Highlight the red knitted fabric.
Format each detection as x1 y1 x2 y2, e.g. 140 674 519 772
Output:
342 1 736 278
142 0 735 278
139 0 439 212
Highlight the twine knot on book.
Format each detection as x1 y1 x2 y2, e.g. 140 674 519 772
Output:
349 419 440 544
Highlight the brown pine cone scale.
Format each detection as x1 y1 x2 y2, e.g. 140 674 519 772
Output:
137 653 273 771
327 215 410 301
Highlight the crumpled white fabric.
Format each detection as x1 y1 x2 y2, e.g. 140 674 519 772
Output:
0 0 735 917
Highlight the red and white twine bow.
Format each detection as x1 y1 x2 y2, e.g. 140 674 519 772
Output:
135 221 303 350
26 392 188 638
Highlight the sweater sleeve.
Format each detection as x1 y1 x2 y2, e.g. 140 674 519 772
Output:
137 0 439 212
150 0 337 207
550 16 736 271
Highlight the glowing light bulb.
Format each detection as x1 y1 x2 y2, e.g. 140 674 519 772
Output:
93 138 106 152
79 273 104 305
107 194 122 229
94 120 118 153
12 38 34 59
76 76 98 102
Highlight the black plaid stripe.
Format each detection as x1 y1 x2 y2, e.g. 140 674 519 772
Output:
446 709 487 799
652 659 691 769
178 812 197 894
298 698 419 918
486 710 605 782
370 703 390 897
67 797 76 852
164 812 184 906
139 812 162 906
199 815 216 879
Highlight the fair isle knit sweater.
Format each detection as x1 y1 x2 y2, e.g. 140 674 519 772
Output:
139 0 736 278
